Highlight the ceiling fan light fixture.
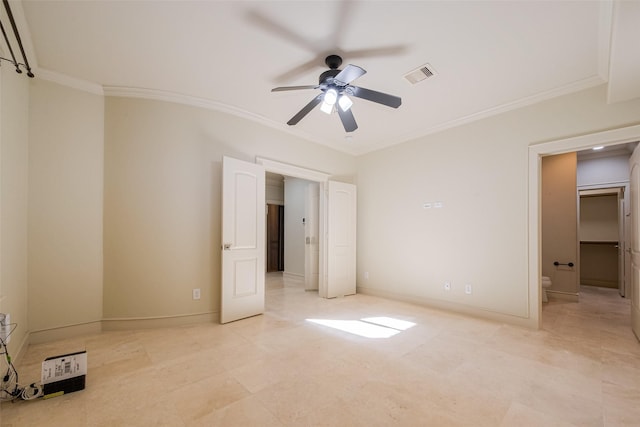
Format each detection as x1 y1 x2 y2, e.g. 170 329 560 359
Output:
272 55 402 131
338 95 353 112
324 89 338 105
320 101 334 114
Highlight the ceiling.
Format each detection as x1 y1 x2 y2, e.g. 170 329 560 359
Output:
8 1 640 155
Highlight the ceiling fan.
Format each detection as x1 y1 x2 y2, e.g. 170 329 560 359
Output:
272 55 402 133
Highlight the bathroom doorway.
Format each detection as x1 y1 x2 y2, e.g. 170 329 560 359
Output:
531 127 640 331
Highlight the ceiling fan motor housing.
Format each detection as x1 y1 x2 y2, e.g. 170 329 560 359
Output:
325 54 343 69
319 69 341 85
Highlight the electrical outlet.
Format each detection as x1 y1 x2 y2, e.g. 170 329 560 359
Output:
465 284 472 295
444 282 451 291
364 272 369 280
0 313 10 344
192 289 201 300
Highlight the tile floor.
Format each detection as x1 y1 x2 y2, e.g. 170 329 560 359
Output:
1 274 639 426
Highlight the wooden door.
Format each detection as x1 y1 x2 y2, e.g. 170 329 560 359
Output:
266 204 284 272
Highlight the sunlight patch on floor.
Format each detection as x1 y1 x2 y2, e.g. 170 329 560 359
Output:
306 316 416 338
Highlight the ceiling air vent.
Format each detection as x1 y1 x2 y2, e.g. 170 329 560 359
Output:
404 64 436 85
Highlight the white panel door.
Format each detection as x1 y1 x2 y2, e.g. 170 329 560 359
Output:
326 181 357 298
304 183 320 291
629 147 640 341
619 196 626 297
221 156 265 324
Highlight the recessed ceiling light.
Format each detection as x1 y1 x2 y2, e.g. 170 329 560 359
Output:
592 146 604 151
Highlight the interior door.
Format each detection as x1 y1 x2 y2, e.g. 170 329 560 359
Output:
266 204 283 272
326 181 357 298
629 146 640 341
221 156 265 324
618 195 625 296
304 183 320 290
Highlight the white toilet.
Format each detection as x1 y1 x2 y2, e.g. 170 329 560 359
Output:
541 276 552 303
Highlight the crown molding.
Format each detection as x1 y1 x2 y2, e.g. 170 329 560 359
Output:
360 75 607 156
35 68 104 95
102 85 353 152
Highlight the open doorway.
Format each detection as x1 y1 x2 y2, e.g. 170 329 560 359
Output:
529 125 640 330
579 188 626 295
265 172 321 290
258 158 330 297
221 157 356 323
266 173 285 273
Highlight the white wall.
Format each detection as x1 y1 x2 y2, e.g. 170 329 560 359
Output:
28 79 104 340
103 97 355 321
356 84 640 326
283 178 307 276
11 77 640 340
0 66 30 356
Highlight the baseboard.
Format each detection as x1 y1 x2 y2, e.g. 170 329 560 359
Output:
581 279 618 289
547 290 580 302
283 271 304 280
357 286 538 329
27 312 217 345
9 330 31 364
102 312 217 331
29 321 103 345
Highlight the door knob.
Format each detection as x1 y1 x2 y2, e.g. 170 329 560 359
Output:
223 243 232 250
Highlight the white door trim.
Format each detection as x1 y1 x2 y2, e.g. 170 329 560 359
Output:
256 158 330 182
529 124 640 329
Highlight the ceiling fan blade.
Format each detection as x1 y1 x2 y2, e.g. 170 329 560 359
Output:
349 86 402 108
287 94 324 125
273 59 324 84
246 10 320 53
334 64 366 86
272 85 318 92
344 45 408 60
337 107 358 133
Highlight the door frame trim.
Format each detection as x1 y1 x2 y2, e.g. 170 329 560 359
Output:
529 124 640 328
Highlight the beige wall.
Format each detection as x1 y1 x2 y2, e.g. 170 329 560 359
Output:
580 194 619 241
542 153 578 295
103 97 355 321
356 85 640 325
579 194 619 288
27 79 104 336
7 75 640 341
0 66 30 355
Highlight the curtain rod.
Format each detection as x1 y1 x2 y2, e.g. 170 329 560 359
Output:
1 0 34 77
